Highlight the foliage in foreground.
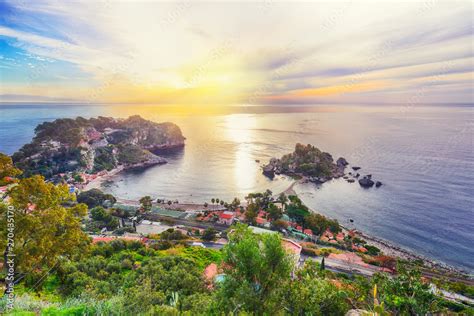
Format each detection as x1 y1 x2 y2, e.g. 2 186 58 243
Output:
8 225 474 315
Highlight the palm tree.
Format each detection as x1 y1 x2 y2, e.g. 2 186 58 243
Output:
277 193 288 211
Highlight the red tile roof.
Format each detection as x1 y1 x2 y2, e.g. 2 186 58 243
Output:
220 212 234 219
282 238 302 255
256 217 267 225
204 263 218 281
303 229 313 236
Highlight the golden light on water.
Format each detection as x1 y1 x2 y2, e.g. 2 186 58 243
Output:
224 114 258 190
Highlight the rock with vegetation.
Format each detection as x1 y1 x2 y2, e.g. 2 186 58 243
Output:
12 115 185 179
263 143 348 180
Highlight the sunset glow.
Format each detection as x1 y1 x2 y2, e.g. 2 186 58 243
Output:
0 1 472 107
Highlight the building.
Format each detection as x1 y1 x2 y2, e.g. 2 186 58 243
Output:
281 238 302 265
303 229 313 237
218 211 235 225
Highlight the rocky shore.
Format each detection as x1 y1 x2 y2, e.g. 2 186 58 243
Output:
357 231 469 276
84 153 168 190
262 143 384 188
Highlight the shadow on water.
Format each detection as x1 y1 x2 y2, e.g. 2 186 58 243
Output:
151 145 185 160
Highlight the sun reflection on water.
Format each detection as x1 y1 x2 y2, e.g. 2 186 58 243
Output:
224 114 258 191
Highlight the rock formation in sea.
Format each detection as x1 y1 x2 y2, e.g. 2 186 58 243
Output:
262 143 349 181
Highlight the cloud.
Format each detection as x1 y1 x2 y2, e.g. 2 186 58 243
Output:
0 0 472 104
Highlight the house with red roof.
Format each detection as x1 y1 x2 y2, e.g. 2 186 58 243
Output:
218 211 235 225
336 232 345 242
303 229 313 237
282 238 302 265
323 229 334 239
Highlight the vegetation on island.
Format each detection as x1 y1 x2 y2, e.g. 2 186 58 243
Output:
12 115 185 179
263 143 348 179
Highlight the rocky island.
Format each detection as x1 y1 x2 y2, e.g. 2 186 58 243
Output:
262 143 348 182
263 143 382 187
12 115 185 182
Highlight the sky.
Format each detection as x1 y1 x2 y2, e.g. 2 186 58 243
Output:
0 0 472 107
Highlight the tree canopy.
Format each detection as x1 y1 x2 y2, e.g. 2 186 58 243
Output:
0 175 89 278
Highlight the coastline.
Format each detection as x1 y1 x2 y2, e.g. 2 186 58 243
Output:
83 166 125 190
82 172 470 277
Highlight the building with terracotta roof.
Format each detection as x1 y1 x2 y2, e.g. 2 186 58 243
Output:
303 229 313 237
218 211 235 225
255 217 268 226
282 238 302 265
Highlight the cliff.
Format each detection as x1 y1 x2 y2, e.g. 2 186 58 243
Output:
12 115 185 179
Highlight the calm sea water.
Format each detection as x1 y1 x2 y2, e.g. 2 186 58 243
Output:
0 104 473 272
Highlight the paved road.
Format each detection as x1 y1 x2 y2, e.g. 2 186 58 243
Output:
301 255 386 277
143 213 230 232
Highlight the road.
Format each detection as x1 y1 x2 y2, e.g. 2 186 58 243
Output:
143 213 230 232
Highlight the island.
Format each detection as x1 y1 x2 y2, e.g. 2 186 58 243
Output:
263 143 383 187
262 143 348 182
12 115 185 184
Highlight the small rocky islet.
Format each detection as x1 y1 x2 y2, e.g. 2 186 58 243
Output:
262 143 382 188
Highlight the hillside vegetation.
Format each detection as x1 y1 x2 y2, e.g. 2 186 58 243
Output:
12 115 185 178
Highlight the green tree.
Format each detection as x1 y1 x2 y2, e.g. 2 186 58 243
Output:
0 175 89 282
267 203 282 221
230 197 241 211
89 206 119 231
202 228 217 241
90 206 108 221
277 193 288 210
139 196 153 213
245 202 258 225
373 265 437 315
0 153 22 185
77 189 116 208
212 224 293 314
284 262 349 315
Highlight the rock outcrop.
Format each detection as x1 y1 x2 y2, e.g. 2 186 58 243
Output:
358 176 375 188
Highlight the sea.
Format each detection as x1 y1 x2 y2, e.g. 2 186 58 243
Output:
1 104 473 273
